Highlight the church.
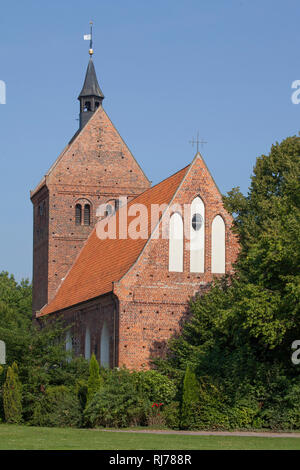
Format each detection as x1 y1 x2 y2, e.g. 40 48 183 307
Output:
30 41 239 370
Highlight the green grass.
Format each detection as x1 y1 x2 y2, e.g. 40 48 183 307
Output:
0 424 300 450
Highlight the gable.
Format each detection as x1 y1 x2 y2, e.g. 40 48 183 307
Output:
31 106 150 198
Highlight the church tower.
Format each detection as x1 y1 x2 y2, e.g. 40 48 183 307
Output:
31 29 150 315
78 58 104 129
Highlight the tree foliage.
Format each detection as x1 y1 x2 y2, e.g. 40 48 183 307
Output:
3 362 22 424
180 366 200 429
156 135 300 430
86 353 103 406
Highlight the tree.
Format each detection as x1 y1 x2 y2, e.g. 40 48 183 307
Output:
156 135 300 430
3 362 22 423
86 354 102 406
222 135 300 350
180 366 200 429
0 272 32 366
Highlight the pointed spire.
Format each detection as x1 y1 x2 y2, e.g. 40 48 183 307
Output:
78 58 104 100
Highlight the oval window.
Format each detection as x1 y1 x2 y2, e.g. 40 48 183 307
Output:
192 213 203 231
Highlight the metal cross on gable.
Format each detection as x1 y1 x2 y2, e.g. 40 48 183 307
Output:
189 132 207 153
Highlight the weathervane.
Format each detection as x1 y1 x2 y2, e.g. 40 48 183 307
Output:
84 21 94 56
189 132 207 153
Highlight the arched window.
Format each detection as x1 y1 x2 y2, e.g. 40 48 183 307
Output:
211 215 226 274
169 212 184 272
100 322 109 368
190 196 205 272
84 204 90 225
85 327 91 360
105 204 114 217
66 330 72 362
95 101 100 109
75 204 82 225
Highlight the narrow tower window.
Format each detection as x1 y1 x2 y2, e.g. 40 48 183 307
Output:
105 204 114 217
84 204 91 225
75 204 82 225
84 101 91 112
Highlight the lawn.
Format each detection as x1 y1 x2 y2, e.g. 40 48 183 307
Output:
0 424 300 450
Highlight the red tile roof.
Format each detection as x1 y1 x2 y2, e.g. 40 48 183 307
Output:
39 165 189 316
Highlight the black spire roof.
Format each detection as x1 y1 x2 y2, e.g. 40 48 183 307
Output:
78 58 104 99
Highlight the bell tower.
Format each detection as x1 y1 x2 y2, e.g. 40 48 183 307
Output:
78 22 104 129
31 23 150 315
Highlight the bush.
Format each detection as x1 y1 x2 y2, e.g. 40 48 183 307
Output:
75 379 88 411
32 385 82 428
259 380 300 430
86 354 103 406
134 370 177 404
161 401 180 429
180 366 200 429
84 368 149 428
3 362 22 424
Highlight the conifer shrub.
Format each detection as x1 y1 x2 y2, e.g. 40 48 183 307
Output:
3 362 22 424
86 353 103 406
180 365 200 429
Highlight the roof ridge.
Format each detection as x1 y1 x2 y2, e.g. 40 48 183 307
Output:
127 163 190 206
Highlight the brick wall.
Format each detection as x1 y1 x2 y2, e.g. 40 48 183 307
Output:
114 155 239 369
50 294 118 367
31 106 150 313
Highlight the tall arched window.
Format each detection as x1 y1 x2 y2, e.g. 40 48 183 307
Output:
85 327 91 360
84 204 90 225
75 204 82 225
66 330 72 362
100 322 110 368
169 212 184 272
211 215 226 274
190 196 205 272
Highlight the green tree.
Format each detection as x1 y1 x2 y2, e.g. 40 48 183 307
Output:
3 362 22 423
181 366 200 429
156 135 300 430
86 354 102 406
222 136 300 350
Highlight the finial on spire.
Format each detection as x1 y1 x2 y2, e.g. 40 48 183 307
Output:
84 21 94 56
89 21 93 56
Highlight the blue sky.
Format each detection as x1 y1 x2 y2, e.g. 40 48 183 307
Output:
0 0 299 281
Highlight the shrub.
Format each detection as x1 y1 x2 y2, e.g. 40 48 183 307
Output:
84 368 149 428
75 379 88 411
3 362 22 424
134 370 177 404
161 401 180 429
180 366 200 429
32 385 82 428
86 354 103 406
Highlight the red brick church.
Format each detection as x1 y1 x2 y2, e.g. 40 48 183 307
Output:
30 45 239 370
